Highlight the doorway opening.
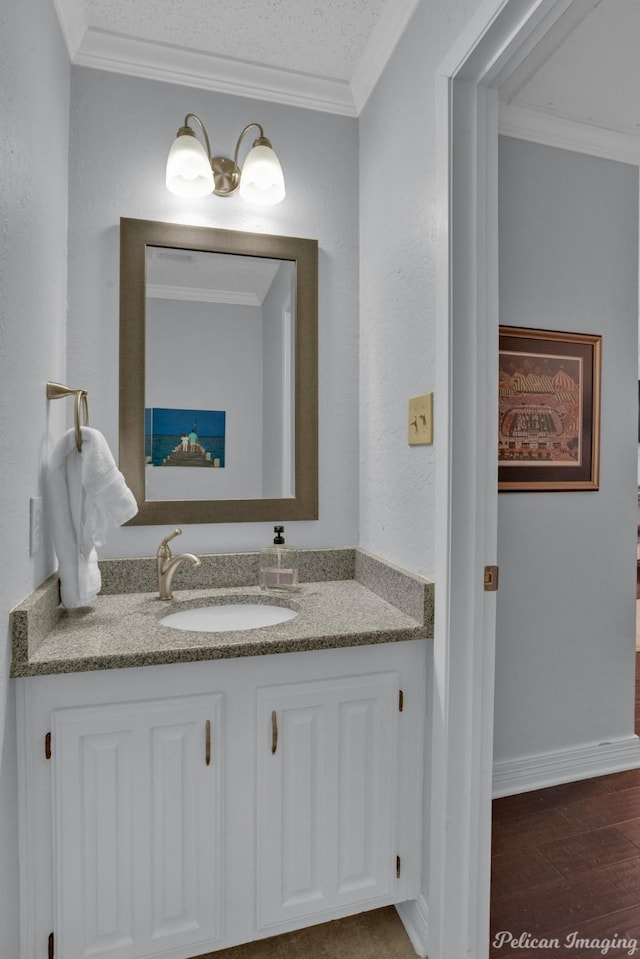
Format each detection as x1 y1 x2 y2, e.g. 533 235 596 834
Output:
436 1 640 956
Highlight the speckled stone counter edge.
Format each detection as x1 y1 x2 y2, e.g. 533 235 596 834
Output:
355 549 434 627
11 547 434 668
10 573 62 660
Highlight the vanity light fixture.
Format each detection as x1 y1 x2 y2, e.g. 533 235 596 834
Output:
165 113 286 205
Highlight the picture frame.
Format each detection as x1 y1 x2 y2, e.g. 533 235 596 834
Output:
498 327 601 492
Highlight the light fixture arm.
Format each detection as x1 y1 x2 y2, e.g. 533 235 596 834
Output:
232 123 269 166
211 123 274 198
181 113 213 162
179 112 241 197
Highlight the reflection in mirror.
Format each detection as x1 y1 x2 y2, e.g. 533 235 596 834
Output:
145 249 295 503
119 218 318 525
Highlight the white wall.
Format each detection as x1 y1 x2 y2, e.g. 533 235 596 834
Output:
66 68 359 556
358 0 487 919
358 0 485 578
495 136 639 765
0 1 70 950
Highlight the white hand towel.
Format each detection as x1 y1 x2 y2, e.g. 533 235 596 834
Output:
49 426 138 608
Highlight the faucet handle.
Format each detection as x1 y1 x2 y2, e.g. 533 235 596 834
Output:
161 528 182 547
158 528 182 557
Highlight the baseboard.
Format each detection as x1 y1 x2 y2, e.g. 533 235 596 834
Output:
493 735 640 798
396 895 429 958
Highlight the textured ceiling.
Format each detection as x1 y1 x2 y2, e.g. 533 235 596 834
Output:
501 0 640 142
54 0 640 139
85 0 385 82
53 0 420 115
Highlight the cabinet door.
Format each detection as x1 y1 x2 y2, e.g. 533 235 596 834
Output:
52 694 222 959
256 672 399 930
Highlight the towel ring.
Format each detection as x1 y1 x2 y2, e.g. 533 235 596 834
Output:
46 381 90 452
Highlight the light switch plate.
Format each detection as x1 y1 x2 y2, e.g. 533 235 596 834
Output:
408 393 433 445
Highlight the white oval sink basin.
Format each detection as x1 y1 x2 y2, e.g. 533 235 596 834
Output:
159 603 297 633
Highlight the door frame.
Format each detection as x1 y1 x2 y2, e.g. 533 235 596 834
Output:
430 2 576 956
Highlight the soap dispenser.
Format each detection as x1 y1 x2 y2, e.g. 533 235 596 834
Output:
259 526 299 591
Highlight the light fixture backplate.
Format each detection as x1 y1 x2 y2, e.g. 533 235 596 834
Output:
211 155 241 196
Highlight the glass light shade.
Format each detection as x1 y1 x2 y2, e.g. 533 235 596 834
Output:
166 133 214 197
239 144 286 205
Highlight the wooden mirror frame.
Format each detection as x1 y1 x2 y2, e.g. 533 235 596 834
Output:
119 217 318 525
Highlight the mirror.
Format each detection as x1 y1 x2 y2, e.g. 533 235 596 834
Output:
119 217 318 524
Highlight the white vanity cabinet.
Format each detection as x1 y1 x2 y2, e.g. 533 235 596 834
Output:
256 672 399 930
16 641 426 959
52 695 223 959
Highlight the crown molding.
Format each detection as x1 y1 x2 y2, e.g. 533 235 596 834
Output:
53 0 418 117
147 283 261 306
498 0 600 104
72 27 358 116
350 0 422 113
52 0 87 59
499 103 640 167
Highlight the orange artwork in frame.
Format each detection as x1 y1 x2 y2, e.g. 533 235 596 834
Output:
498 327 601 492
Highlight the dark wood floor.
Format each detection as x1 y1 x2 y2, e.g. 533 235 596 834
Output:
490 652 640 958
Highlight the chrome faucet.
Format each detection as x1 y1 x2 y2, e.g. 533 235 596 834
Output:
156 528 201 600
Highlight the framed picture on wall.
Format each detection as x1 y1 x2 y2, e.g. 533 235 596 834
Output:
498 327 602 492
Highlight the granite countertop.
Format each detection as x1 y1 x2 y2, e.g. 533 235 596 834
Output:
11 549 433 678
